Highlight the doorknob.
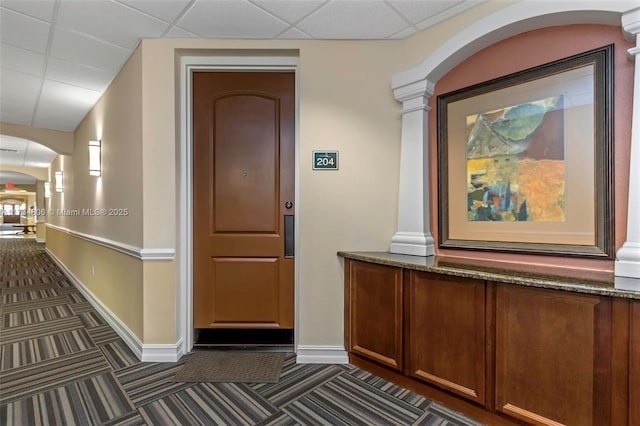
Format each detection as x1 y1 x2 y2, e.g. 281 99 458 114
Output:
285 201 293 209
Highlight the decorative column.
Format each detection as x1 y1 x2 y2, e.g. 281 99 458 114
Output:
390 78 435 257
616 7 640 279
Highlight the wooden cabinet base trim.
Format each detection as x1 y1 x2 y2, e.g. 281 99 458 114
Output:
353 345 400 370
350 354 519 426
501 404 564 426
414 369 478 399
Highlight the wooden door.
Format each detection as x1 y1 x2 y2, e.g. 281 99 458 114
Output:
193 71 295 345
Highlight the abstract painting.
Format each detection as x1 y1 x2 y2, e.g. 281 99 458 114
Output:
466 96 565 222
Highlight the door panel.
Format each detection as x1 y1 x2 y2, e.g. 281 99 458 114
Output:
210 258 279 325
213 93 278 233
193 72 295 341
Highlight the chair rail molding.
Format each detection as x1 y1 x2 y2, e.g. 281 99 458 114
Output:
617 7 640 280
390 1 640 265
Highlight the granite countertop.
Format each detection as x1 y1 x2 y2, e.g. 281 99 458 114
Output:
338 251 640 300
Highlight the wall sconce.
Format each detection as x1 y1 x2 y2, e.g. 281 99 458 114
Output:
89 139 101 177
44 181 51 198
55 171 63 192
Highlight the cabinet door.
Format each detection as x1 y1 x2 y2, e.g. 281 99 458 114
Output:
631 301 640 426
495 284 611 425
349 261 403 370
408 271 486 405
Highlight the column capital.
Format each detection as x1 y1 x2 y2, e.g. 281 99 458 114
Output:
393 78 435 103
622 7 640 38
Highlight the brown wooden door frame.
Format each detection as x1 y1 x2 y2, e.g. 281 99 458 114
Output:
177 55 299 352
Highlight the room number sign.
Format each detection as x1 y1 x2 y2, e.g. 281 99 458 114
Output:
313 151 339 170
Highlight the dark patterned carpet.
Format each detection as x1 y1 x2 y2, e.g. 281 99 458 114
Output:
0 239 483 425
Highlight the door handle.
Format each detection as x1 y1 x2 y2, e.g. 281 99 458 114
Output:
284 215 294 258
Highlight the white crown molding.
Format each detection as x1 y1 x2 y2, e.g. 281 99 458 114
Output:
47 248 184 362
46 223 175 261
296 345 349 364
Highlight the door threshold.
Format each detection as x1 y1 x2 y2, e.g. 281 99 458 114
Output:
192 345 294 352
194 327 294 346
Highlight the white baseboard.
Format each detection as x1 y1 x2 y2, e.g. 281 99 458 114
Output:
296 345 349 364
36 238 46 243
46 248 184 362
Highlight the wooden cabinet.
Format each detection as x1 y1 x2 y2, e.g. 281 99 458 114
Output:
343 257 638 425
631 301 640 426
407 271 487 405
346 260 403 371
495 284 612 426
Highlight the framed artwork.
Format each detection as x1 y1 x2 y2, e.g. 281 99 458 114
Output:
437 44 614 258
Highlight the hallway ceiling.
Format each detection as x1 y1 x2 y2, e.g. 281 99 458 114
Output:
0 0 483 133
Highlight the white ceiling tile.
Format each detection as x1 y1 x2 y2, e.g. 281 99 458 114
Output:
0 7 51 53
0 69 42 100
0 43 46 76
251 0 327 24
0 170 38 184
277 27 311 39
165 25 198 38
57 0 169 49
34 80 102 131
389 26 416 39
45 58 114 92
38 80 102 111
415 0 483 31
178 0 289 38
386 0 458 25
50 28 131 72
117 0 192 23
0 134 28 151
0 0 56 22
297 0 408 39
0 103 34 127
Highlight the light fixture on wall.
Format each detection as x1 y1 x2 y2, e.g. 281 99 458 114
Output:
55 172 63 192
44 182 51 198
89 139 101 177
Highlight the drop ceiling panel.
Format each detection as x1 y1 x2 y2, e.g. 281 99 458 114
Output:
297 0 407 39
0 0 56 22
252 0 327 25
57 0 169 50
0 69 42 100
0 0 484 134
414 0 482 30
0 101 35 127
50 27 131 71
46 58 114 92
0 7 51 53
278 27 311 39
34 80 102 131
0 170 38 184
177 0 289 38
164 26 198 38
117 0 192 23
387 0 460 25
0 43 46 76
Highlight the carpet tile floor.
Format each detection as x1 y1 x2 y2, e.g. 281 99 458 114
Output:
0 239 484 425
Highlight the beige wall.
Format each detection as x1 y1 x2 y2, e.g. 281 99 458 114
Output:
0 122 74 155
42 2 627 351
48 47 143 247
46 226 144 338
139 38 405 346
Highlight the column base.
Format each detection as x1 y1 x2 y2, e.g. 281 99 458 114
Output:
390 232 435 257
615 242 640 279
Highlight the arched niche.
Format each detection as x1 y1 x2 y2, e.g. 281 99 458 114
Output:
390 2 640 280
